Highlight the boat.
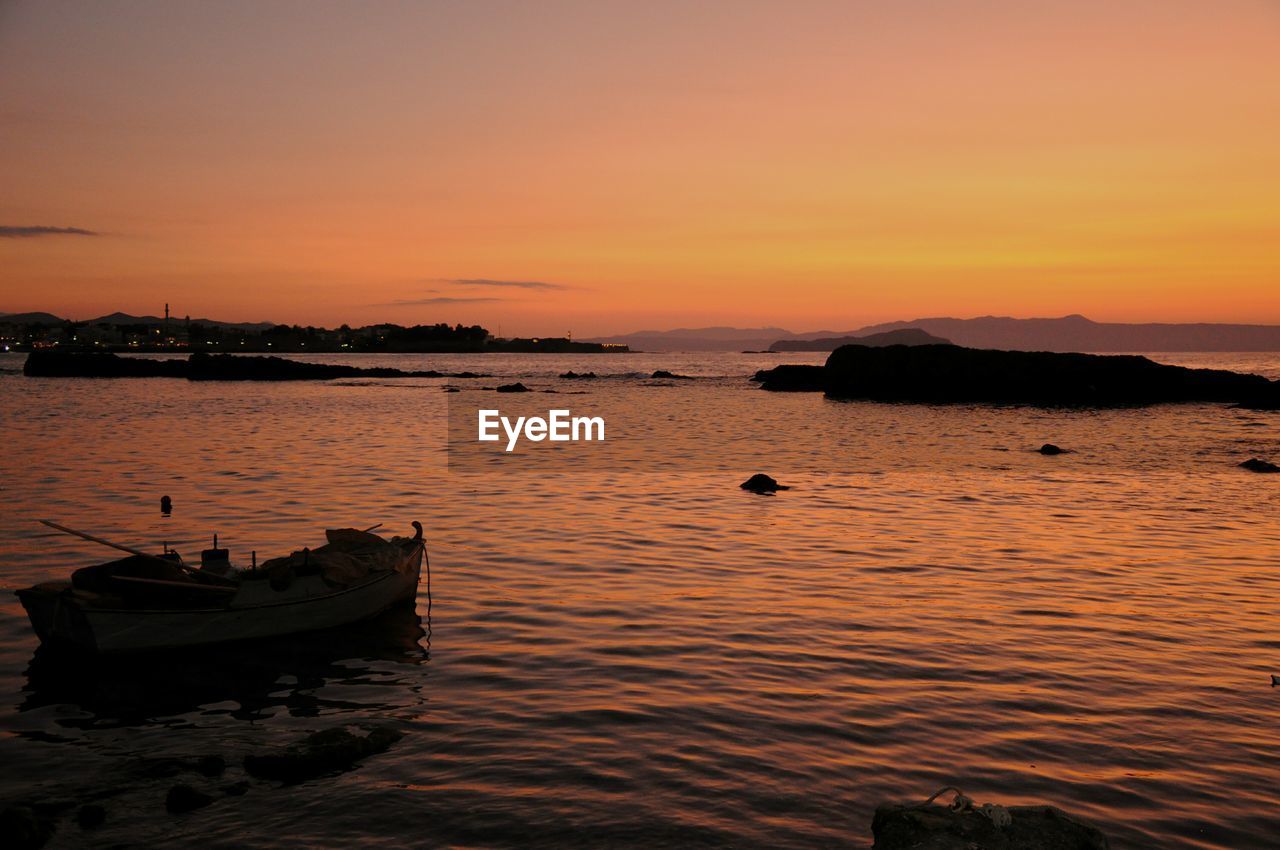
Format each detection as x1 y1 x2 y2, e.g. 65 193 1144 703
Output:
15 521 426 654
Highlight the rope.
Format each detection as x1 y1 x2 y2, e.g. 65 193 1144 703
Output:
912 787 1011 829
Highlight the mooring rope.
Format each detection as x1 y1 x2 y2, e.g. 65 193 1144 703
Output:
912 787 1012 829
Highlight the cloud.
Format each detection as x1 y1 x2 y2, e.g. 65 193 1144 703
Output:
439 278 569 291
0 225 99 238
385 296 505 305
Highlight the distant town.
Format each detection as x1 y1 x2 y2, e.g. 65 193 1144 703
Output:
0 306 628 354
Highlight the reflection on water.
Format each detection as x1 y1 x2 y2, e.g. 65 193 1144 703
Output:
20 603 428 727
1 351 1279 849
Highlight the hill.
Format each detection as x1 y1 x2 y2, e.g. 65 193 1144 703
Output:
848 315 1280 352
770 328 950 351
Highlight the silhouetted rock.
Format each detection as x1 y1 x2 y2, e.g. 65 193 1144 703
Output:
1234 396 1280 410
651 370 694 380
559 371 597 379
753 364 826 391
165 783 214 814
76 804 106 830
872 802 1109 849
741 474 789 493
196 755 225 777
0 805 54 849
23 351 490 381
1039 444 1069 455
756 344 1278 407
244 726 403 783
495 382 530 393
23 350 188 378
1240 458 1280 473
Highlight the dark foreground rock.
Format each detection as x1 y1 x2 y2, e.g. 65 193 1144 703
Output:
873 802 1109 850
244 726 403 783
0 805 55 849
165 783 214 814
755 344 1279 407
75 804 106 830
741 473 789 493
559 371 597 379
1039 444 1069 455
651 370 694 380
1240 458 1280 473
495 382 530 393
23 350 488 381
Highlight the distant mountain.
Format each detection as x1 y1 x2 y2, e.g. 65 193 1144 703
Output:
847 315 1280 352
84 312 277 332
584 326 889 351
584 326 802 351
593 315 1280 352
0 311 68 325
0 310 278 330
771 328 950 351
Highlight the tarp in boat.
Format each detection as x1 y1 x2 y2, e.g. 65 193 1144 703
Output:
259 528 405 587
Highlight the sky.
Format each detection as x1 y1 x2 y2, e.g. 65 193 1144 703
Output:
1 0 1278 336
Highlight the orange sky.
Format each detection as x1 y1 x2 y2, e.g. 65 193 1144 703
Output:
1 0 1278 335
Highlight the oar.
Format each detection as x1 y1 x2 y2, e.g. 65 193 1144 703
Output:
39 520 238 586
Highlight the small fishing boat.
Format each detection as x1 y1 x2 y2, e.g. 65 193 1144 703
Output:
16 520 427 654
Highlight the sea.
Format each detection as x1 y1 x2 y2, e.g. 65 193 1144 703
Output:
1 349 1278 849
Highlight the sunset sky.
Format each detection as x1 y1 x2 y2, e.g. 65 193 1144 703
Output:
1 0 1277 335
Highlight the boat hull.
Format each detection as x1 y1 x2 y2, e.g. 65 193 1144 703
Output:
17 544 423 654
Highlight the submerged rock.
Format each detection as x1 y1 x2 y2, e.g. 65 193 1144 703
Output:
196 755 226 777
651 370 694 380
244 726 404 783
1240 458 1280 473
495 382 531 393
741 474 789 493
1039 444 1069 455
165 783 214 814
873 800 1109 849
559 371 597 379
0 805 54 849
75 804 106 830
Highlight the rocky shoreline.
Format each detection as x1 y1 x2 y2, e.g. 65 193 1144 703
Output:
22 351 488 381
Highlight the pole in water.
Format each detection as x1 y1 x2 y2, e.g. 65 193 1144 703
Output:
160 495 172 516
251 551 256 572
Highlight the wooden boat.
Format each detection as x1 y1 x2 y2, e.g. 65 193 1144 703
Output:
15 522 426 654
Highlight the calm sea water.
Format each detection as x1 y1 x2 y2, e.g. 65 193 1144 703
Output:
1 350 1278 849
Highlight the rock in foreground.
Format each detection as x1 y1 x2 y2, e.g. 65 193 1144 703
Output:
165 783 214 814
1240 458 1280 473
873 802 1109 850
244 726 403 783
755 344 1278 407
